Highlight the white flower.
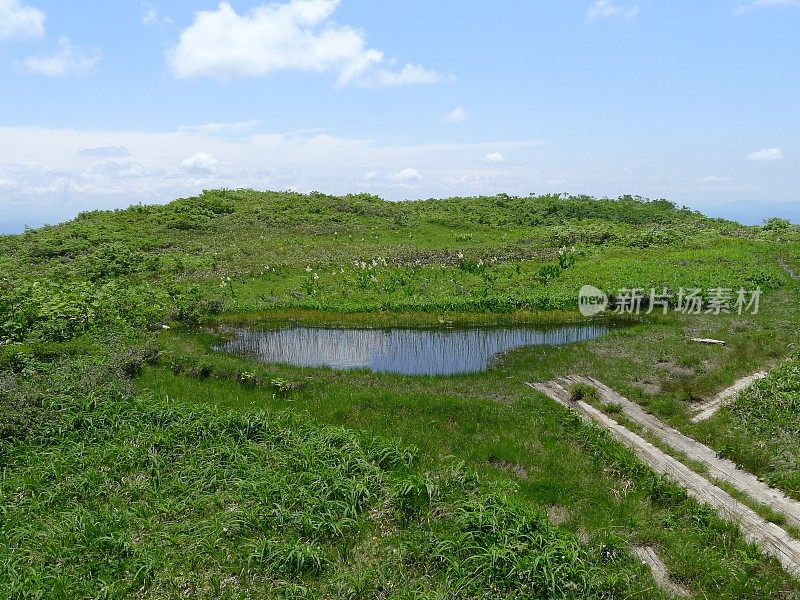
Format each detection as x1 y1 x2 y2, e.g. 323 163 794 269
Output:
305 266 312 272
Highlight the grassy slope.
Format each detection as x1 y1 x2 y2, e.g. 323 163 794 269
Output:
2 190 800 598
4 353 653 599
696 352 800 496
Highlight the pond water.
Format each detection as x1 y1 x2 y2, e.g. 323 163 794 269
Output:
215 322 612 376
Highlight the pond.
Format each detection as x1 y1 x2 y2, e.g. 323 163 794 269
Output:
215 322 613 376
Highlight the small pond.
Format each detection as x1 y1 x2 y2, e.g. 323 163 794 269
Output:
215 322 613 376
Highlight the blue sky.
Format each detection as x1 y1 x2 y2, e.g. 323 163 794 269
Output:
1 0 799 231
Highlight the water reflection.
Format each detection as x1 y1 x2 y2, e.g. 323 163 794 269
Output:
216 323 610 376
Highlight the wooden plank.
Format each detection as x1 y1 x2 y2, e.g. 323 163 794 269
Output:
560 375 800 531
691 371 768 423
690 338 727 345
525 380 800 577
631 545 689 597
779 257 799 281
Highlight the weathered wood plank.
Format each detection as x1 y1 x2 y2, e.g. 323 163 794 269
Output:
525 380 800 578
631 545 689 597
779 257 800 280
690 371 768 423
690 338 727 345
560 374 800 531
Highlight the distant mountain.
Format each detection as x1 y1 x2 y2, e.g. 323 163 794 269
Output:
0 220 47 234
705 201 800 226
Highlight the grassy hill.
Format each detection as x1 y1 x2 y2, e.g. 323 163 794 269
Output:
2 191 800 598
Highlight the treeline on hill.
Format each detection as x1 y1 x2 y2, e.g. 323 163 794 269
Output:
1 190 796 347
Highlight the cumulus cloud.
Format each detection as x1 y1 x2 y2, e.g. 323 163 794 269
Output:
587 0 639 20
483 152 506 163
77 146 131 158
168 1 451 87
443 106 467 123
180 152 220 174
0 0 45 41
19 37 102 76
746 147 784 161
391 168 423 182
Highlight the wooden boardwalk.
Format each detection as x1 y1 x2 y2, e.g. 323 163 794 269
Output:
560 374 800 530
690 371 768 423
526 378 800 580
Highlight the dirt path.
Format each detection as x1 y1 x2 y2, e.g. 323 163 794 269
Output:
779 257 799 280
690 371 768 423
527 379 800 579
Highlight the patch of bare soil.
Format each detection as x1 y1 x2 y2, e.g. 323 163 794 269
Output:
654 359 694 377
546 504 569 525
630 380 662 395
487 456 529 480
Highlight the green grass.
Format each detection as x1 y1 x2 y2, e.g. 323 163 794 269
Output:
139 335 799 598
2 351 663 599
3 190 800 597
693 352 800 498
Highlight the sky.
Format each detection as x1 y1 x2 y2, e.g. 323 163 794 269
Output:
1 0 799 232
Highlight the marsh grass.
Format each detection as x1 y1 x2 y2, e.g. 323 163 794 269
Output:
3 191 800 597
134 355 800 598
1 349 661 599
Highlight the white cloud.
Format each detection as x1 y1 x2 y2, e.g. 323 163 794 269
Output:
180 152 219 174
19 37 102 77
443 106 467 123
180 119 264 136
391 168 423 182
365 64 453 88
142 4 173 27
587 0 639 20
0 124 541 225
746 147 784 161
78 146 131 158
483 152 506 163
85 160 147 179
735 0 800 14
0 0 45 41
168 1 451 87
698 175 730 183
